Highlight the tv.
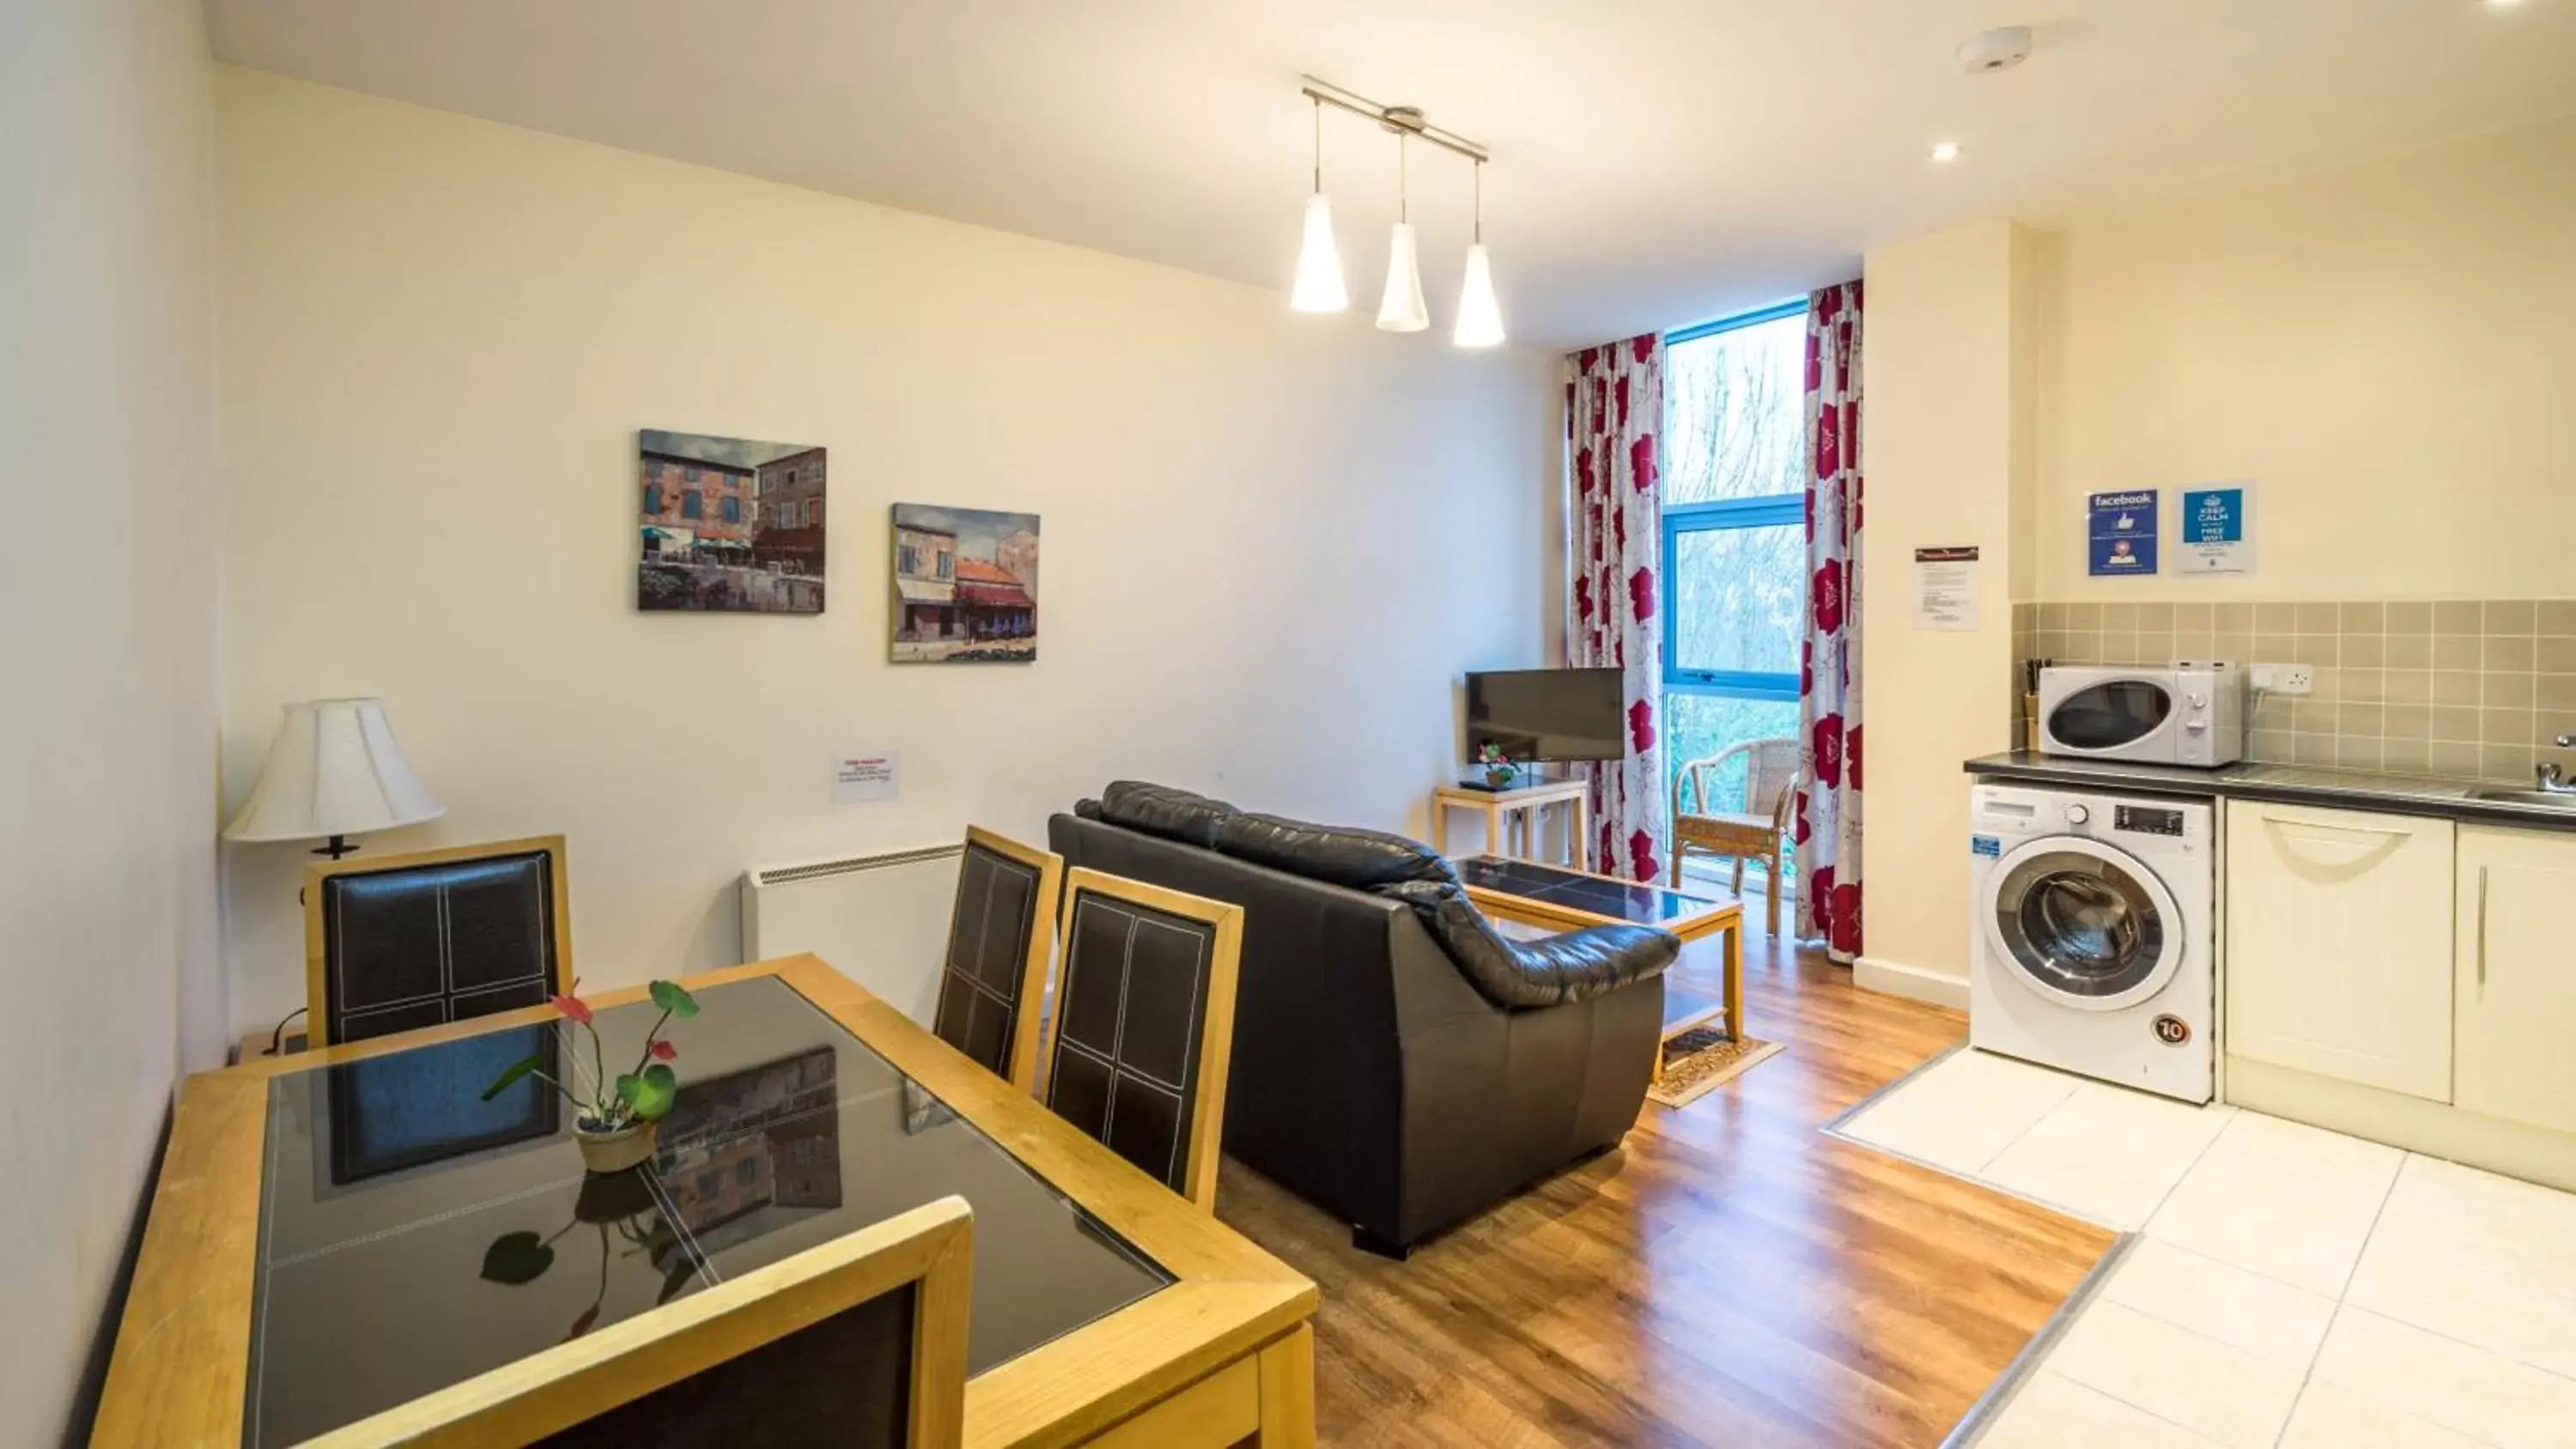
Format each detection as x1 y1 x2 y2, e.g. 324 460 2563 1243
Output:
1465 668 1625 762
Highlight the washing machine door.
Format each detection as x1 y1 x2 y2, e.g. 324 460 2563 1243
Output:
1983 834 2183 1012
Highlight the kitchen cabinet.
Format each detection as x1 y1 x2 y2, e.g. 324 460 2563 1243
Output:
2455 826 2576 1136
2226 803 2454 1101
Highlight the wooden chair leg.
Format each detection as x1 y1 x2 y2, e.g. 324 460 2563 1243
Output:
1766 846 1783 935
1731 854 1746 900
1668 846 1684 888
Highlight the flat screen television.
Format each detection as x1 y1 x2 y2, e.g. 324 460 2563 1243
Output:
1465 668 1625 762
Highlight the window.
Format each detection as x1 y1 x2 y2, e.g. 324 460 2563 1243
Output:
683 465 702 482
1662 300 1808 812
721 496 741 524
682 489 702 520
641 483 661 515
899 543 917 574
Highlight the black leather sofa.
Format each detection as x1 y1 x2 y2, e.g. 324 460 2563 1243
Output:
1050 782 1679 1256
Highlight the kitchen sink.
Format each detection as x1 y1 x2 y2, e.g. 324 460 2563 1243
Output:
2468 787 2576 809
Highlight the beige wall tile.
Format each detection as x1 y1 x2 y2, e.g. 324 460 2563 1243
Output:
2297 603 2342 634
2294 733 2339 767
2434 601 2482 634
2432 706 2482 742
2434 635 2483 671
2537 600 2576 636
2341 670 2384 704
2248 730 2293 763
2254 634 2295 664
2251 694 2295 732
2340 703 2385 735
2039 603 2069 630
2306 668 2342 703
2257 603 2300 634
2385 602 2433 634
2482 744 2536 782
2539 675 2576 712
2104 602 2140 631
2384 704 2431 738
2215 631 2253 664
2217 603 2256 633
2485 636 2536 672
2295 636 2339 667
2386 670 2433 705
2138 631 2175 664
2533 715 2576 749
2137 602 2176 630
2175 630 2215 662
2339 603 2385 633
2342 634 2385 668
2383 737 2430 775
2103 634 2141 665
2483 708 2534 744
2486 601 2537 635
2068 602 2103 629
2386 634 2433 669
2487 672 2536 709
2429 739 2482 776
2339 737 2385 772
2176 603 2214 633
2537 636 2576 675
2434 671 2482 706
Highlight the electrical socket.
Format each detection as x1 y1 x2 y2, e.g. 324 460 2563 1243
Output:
2251 663 2313 695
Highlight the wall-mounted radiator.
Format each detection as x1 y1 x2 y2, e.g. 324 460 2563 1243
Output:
740 844 962 1028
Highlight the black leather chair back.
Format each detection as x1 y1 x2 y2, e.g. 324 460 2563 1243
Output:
311 840 568 1046
1037 870 1241 1207
931 828 1062 1090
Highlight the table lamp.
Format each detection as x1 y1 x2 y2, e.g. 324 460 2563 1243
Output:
222 697 444 859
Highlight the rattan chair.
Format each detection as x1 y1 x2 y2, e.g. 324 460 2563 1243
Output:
1671 739 1800 933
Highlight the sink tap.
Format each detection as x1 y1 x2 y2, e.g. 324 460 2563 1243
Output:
2542 736 2576 795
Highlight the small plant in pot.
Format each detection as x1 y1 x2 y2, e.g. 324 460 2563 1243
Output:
483 980 700 1173
1476 743 1520 789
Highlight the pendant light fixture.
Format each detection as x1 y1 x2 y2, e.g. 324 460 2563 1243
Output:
1289 95 1348 312
1376 130 1430 332
1453 159 1504 348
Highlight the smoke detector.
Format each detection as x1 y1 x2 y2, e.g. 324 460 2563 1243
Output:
1956 26 2033 73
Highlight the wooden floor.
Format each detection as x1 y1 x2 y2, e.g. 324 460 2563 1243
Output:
1212 925 2117 1448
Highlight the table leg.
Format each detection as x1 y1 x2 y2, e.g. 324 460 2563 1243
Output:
1572 792 1592 872
1723 920 1745 1044
1486 802 1503 859
1431 799 1449 855
1256 1325 1317 1447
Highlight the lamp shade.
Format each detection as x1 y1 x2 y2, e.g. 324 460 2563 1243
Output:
1376 221 1430 332
1454 243 1504 348
1290 194 1349 312
223 698 443 843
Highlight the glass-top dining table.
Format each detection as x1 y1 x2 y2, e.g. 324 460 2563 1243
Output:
92 955 1317 1448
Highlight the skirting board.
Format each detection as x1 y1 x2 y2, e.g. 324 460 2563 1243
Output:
1853 955 1971 1011
2224 1055 2576 1195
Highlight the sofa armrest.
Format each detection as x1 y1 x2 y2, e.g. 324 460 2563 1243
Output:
1384 882 1680 1009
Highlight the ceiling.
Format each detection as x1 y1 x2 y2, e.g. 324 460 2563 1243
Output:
208 0 2576 349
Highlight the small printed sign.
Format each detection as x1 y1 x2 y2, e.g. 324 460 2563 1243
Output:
1913 545 1981 632
2087 489 2160 577
1971 835 2002 858
832 751 900 805
2178 482 2254 574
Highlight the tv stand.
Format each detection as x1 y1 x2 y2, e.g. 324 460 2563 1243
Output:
1430 777 1589 870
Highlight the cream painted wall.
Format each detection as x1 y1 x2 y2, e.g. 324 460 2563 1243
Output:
0 0 222 1438
1856 221 2038 1001
214 70 1558 1034
2037 114 2576 601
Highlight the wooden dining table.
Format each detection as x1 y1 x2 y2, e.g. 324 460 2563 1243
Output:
93 955 1317 1447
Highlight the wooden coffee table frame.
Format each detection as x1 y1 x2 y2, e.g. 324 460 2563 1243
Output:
1454 856 1745 1081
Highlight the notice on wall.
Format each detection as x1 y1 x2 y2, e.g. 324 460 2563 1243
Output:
1914 546 1982 631
2087 489 2160 577
2178 482 2254 574
832 751 900 805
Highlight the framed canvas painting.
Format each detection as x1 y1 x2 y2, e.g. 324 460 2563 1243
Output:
637 429 825 614
890 504 1039 662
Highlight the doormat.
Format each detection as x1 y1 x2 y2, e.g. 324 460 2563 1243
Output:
1649 1031 1784 1108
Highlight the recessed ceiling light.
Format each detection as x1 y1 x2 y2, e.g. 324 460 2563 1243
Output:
2482 0 2526 9
1930 141 1962 163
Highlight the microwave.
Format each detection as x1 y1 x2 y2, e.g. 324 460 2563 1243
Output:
2038 664 2245 767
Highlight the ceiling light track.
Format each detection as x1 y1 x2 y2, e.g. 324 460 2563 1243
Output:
1297 76 1489 165
1291 74 1502 346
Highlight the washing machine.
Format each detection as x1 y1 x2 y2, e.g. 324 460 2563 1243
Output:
1969 782 2215 1103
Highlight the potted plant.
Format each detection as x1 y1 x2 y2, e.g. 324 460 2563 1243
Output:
1476 743 1520 790
483 980 700 1173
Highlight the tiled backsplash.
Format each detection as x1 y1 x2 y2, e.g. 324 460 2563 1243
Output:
2009 599 2576 784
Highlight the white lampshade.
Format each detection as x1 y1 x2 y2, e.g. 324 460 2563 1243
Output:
1454 243 1504 348
1376 221 1430 332
1290 194 1349 312
223 698 443 844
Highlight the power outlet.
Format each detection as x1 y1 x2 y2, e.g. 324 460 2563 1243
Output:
2251 663 2314 695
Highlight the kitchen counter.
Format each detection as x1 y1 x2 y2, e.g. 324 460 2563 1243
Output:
1964 751 2576 833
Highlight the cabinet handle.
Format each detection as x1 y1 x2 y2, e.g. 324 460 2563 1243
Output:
2257 812 2412 838
2476 864 2489 993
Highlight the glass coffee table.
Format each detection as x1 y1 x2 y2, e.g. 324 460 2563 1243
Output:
1454 855 1746 1084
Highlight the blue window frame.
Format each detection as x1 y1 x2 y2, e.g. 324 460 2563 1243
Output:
721 495 741 524
682 489 702 520
1661 299 1809 705
641 483 661 515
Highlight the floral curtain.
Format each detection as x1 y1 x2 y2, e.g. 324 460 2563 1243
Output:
1566 334 1667 882
1796 282 1864 961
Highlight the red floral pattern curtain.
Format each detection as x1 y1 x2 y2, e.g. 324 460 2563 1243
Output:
1796 282 1864 960
1566 334 1667 882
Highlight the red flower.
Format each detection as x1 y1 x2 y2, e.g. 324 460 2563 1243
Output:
1804 332 1823 393
550 994 593 1026
1614 374 1631 432
1628 829 1659 883
1808 865 1837 932
1812 558 1844 635
1627 566 1655 625
1627 698 1656 755
1629 332 1656 365
1629 433 1658 494
1845 724 1863 791
1830 882 1863 956
1611 505 1627 555
1812 712 1844 789
1800 638 1814 697
1573 575 1594 622
1792 790 1813 845
1815 403 1839 480
649 1039 677 1063
1574 446 1595 497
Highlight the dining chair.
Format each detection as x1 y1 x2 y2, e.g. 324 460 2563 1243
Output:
303 834 574 1047
327 1196 973 1448
931 826 1066 1091
1671 739 1801 932
1035 868 1244 1210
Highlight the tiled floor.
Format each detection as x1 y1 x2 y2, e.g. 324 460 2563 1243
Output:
1834 1048 2576 1447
